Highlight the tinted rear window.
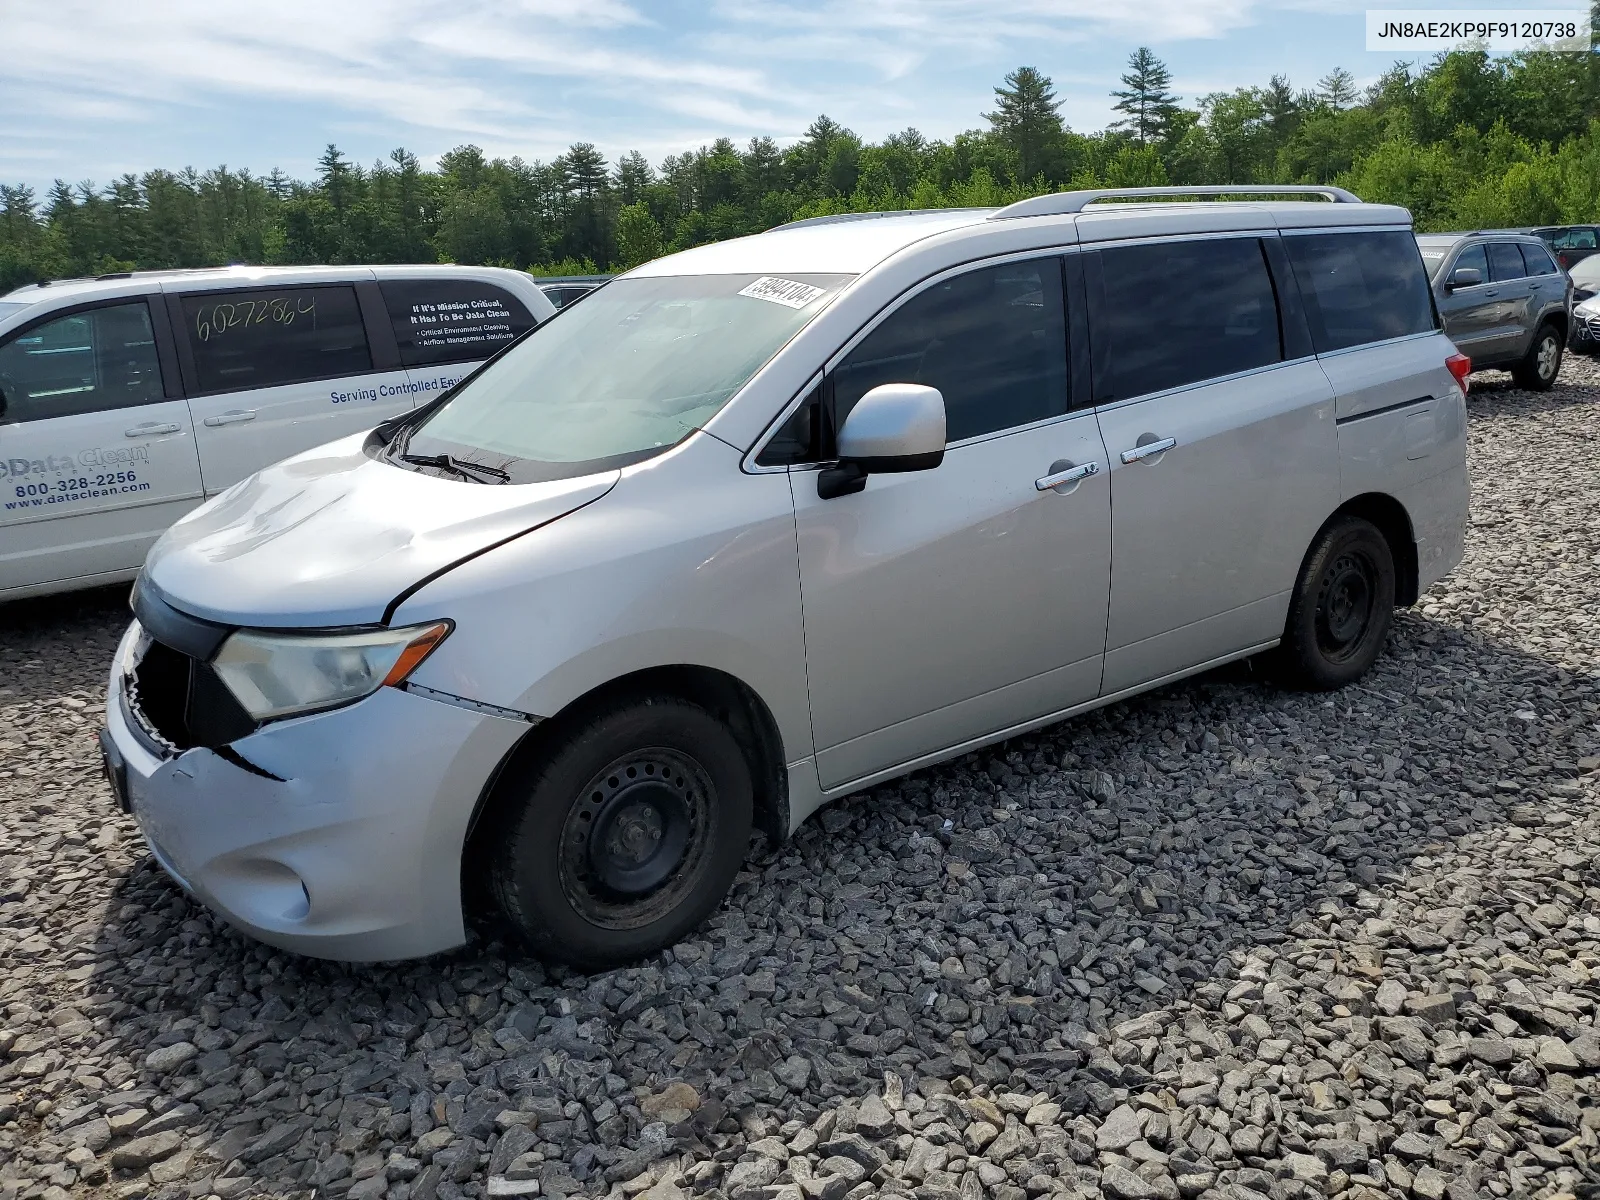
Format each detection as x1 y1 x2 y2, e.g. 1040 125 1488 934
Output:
1095 237 1281 400
1521 242 1559 275
1487 243 1527 283
1283 230 1436 353
379 279 536 366
182 285 372 394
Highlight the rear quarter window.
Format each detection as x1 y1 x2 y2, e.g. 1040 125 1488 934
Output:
1520 243 1559 276
181 285 372 394
1284 230 1436 354
379 279 536 366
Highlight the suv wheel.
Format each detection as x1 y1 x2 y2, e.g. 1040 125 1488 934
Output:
1274 516 1396 691
487 696 753 968
1512 323 1563 391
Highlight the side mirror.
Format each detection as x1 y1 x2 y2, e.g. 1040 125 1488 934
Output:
818 383 946 500
1446 266 1483 291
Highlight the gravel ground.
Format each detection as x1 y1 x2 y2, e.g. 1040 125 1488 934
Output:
3 358 1600 1200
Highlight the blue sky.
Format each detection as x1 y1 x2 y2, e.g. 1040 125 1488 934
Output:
0 0 1545 193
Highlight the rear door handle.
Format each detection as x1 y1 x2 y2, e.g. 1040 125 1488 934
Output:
125 422 181 437
203 410 257 427
1035 461 1099 491
1120 436 1177 464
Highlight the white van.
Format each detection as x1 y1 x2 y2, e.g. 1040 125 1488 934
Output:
0 265 556 601
103 188 1470 967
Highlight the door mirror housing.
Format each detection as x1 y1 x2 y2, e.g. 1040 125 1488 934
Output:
1447 266 1483 291
818 383 946 499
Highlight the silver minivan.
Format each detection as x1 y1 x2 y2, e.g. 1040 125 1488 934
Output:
0 265 555 602
101 187 1471 967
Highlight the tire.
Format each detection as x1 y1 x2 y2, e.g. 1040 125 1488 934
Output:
1274 516 1396 691
1511 322 1563 391
487 695 753 969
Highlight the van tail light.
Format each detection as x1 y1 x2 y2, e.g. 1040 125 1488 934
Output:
1446 353 1471 396
1559 253 1570 268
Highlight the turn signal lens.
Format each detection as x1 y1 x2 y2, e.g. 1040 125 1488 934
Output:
1445 353 1471 396
382 622 452 686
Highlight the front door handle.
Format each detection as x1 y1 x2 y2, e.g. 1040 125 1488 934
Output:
125 422 181 437
1120 436 1177 464
1035 460 1099 491
203 410 257 427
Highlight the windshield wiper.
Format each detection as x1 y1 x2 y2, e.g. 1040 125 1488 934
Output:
399 453 511 484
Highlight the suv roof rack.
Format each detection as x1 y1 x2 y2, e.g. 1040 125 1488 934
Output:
778 208 989 231
990 185 1363 221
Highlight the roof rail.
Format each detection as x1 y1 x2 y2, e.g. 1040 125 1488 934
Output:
990 185 1363 221
778 207 989 231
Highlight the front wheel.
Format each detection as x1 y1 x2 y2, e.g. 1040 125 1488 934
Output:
487 696 753 969
1273 516 1396 691
1511 323 1562 391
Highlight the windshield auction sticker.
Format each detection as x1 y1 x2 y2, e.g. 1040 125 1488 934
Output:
1366 10 1590 51
738 277 828 309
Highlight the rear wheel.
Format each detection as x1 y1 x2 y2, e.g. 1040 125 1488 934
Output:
487 696 753 969
1511 322 1562 391
1274 516 1396 691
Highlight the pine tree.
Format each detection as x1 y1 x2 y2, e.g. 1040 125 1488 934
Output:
1317 68 1359 109
613 152 654 205
317 145 352 211
1112 48 1180 146
985 67 1066 183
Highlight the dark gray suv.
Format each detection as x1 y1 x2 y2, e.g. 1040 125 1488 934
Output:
1416 232 1571 391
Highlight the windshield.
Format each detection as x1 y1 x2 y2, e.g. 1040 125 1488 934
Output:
1417 246 1450 278
399 272 852 483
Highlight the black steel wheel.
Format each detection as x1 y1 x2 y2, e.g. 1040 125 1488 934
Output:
487 695 753 968
1274 515 1396 690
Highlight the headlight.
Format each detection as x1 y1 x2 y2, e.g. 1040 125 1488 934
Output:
211 621 451 721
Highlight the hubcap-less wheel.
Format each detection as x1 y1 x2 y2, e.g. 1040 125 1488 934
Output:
1315 549 1378 663
1536 334 1560 381
560 749 711 931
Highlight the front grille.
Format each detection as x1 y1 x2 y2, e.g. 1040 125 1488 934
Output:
1582 314 1600 340
126 638 257 752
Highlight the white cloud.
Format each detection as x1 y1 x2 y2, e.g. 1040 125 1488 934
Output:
0 0 1401 186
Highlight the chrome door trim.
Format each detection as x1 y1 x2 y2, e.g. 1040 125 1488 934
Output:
1312 329 1444 362
1120 437 1177 463
1089 354 1319 416
1035 460 1099 490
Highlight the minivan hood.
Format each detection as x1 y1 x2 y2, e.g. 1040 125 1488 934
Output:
144 433 618 628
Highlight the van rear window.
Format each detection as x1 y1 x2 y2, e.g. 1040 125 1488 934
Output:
1283 231 1436 353
181 285 372 394
379 280 536 367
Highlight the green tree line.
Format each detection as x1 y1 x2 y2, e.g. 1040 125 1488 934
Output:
3 43 1599 292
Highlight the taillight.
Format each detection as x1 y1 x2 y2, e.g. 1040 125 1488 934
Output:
1446 353 1471 395
1560 254 1571 268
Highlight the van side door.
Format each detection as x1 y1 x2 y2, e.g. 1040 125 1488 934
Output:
786 255 1112 791
377 277 541 406
173 278 410 492
1086 234 1339 694
0 298 205 593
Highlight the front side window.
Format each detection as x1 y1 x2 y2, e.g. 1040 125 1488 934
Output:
181 285 372 394
379 279 537 367
0 301 164 422
833 258 1068 443
1487 243 1527 283
1451 244 1489 282
1284 230 1436 354
1096 237 1280 399
401 273 851 483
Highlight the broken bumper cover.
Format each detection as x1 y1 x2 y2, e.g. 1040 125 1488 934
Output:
104 624 529 961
